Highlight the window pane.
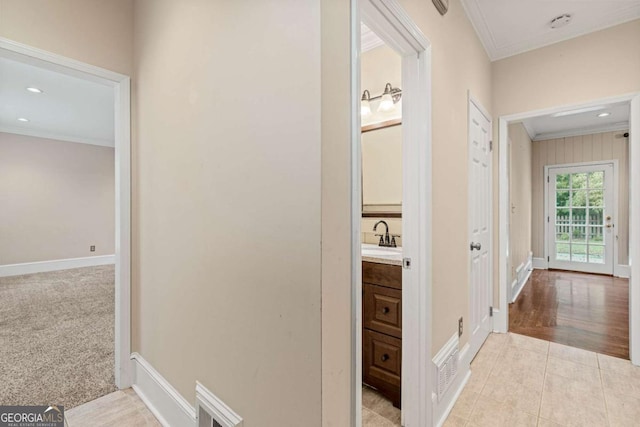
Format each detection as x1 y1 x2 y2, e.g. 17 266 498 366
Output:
571 244 587 262
588 245 605 264
571 208 587 225
589 171 604 189
556 243 570 261
589 208 604 225
572 173 588 189
572 190 587 207
556 190 570 207
556 173 570 189
588 226 604 244
571 226 587 243
589 189 604 207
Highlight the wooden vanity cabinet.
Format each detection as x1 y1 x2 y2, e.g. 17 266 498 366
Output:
362 261 402 408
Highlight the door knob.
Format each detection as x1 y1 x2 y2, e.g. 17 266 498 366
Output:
470 242 482 251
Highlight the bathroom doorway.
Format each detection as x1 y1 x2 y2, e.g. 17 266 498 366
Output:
352 1 433 426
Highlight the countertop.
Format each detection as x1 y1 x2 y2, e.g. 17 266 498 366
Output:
361 243 402 266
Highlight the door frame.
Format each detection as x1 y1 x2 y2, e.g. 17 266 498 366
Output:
0 38 133 387
544 160 619 275
352 1 433 425
497 92 640 367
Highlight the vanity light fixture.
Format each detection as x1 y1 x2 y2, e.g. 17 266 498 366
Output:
360 83 402 115
361 90 372 116
26 87 43 94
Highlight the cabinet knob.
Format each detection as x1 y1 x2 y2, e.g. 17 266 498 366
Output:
382 307 390 314
381 354 390 362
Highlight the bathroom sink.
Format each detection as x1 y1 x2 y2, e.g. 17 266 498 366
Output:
361 244 402 258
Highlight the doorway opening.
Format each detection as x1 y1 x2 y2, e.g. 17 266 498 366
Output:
498 94 640 364
352 1 432 426
0 37 132 401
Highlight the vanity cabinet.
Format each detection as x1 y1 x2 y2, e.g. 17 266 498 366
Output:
362 261 402 408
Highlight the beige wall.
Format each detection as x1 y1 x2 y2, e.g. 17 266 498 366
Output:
133 1 321 426
508 124 532 282
0 133 115 264
492 19 640 305
532 130 630 265
399 0 492 353
0 0 133 76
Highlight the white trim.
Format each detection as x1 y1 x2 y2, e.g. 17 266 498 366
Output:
196 382 243 427
0 255 115 277
131 353 196 427
498 92 640 368
511 253 532 303
432 341 472 427
521 121 536 141
0 126 114 148
355 2 433 426
532 257 548 270
532 123 629 142
630 94 640 366
544 160 618 276
615 265 630 278
0 37 132 388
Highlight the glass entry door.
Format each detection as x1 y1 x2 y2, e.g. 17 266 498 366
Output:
547 163 615 274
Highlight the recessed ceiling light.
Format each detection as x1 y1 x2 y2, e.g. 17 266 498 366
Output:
549 14 572 29
17 117 30 122
552 106 605 118
26 87 43 94
597 112 611 118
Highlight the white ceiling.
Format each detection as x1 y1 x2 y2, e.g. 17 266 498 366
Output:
0 56 114 147
361 23 385 52
461 0 640 61
520 101 629 141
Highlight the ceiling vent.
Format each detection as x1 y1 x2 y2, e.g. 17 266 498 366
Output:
196 382 243 427
549 14 572 29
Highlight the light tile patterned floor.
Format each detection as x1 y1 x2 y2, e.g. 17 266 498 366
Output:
363 385 401 426
445 332 640 427
65 388 160 427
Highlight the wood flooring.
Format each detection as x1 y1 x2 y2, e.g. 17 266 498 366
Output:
509 269 629 359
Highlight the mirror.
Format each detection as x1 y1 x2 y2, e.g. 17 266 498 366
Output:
362 121 402 217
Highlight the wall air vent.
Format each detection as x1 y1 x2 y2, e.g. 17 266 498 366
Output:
433 334 459 402
196 382 243 427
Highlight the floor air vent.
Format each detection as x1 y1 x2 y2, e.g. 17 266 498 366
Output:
433 335 459 402
196 382 243 427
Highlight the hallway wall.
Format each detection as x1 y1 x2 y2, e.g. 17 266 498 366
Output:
508 123 532 284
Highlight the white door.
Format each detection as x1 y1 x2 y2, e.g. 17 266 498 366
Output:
468 100 492 357
547 163 615 275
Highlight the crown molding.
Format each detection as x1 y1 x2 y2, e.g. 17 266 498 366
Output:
0 126 114 148
533 123 629 142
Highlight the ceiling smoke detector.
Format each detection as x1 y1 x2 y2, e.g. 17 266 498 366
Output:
549 14 572 29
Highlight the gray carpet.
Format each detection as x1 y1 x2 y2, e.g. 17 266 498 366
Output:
0 265 116 408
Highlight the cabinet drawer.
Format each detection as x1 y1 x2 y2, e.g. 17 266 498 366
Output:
362 261 402 290
364 284 402 339
363 329 401 387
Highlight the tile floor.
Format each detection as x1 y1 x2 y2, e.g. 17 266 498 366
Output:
363 385 401 426
65 388 160 426
444 332 640 427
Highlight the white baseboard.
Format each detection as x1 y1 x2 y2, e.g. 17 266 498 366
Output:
131 353 196 427
511 253 533 303
615 264 630 278
0 255 115 277
532 257 547 270
433 339 472 427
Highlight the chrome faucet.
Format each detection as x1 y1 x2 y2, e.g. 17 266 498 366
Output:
373 220 392 247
